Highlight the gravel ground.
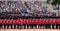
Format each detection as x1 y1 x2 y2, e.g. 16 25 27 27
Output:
0 29 60 31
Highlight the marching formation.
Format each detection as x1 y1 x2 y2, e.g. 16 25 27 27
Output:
0 18 60 29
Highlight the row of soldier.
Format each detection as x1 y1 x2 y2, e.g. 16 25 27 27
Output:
0 18 60 29
0 18 60 25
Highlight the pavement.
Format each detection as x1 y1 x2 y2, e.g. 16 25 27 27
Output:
0 29 60 31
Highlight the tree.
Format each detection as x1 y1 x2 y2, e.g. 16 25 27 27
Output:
46 0 60 16
47 0 60 5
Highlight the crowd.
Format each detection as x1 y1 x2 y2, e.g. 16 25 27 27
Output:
0 1 58 17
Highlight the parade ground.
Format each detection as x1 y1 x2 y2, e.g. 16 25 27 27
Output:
0 29 60 31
